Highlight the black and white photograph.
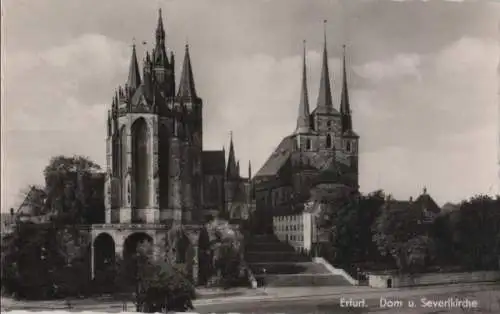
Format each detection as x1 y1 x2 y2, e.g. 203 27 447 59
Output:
1 0 500 313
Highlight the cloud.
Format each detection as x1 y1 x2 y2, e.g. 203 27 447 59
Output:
353 53 421 82
354 36 499 202
2 34 127 209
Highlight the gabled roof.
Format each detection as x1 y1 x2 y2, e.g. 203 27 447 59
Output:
414 193 441 213
343 129 359 138
202 150 225 175
254 136 295 178
16 186 47 217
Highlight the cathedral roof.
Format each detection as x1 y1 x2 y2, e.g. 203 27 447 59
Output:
254 136 295 178
414 192 441 213
202 150 225 175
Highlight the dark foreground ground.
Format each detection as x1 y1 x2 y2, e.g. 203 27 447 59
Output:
2 283 500 313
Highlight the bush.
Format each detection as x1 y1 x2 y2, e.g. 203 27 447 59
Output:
117 242 196 313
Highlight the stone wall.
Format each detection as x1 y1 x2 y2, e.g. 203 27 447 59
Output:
368 271 500 288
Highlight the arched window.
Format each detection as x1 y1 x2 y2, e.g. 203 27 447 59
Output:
326 134 332 148
346 141 351 152
306 139 311 150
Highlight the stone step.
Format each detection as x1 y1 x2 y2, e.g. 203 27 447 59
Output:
245 242 296 252
245 251 310 263
248 262 327 275
254 274 353 287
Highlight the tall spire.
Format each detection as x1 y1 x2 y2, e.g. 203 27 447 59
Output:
153 8 168 67
127 43 141 91
295 40 311 134
156 8 165 44
340 44 353 133
177 44 197 99
226 132 238 179
316 20 334 111
248 161 252 180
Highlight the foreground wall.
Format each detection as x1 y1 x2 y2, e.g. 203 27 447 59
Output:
368 271 500 288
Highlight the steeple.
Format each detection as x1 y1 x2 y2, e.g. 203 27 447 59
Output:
248 161 252 180
226 132 238 179
295 40 311 134
340 45 353 133
177 44 198 99
155 8 165 46
153 8 168 67
316 20 335 111
127 44 141 92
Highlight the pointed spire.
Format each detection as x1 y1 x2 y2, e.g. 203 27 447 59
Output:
295 40 311 134
153 8 168 67
248 161 252 180
340 44 353 133
316 20 334 111
127 44 142 91
177 44 198 99
156 8 165 44
226 131 238 179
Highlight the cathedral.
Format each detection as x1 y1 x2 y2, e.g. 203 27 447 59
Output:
103 9 253 226
252 31 360 233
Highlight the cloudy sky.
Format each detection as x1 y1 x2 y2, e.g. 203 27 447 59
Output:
1 0 499 210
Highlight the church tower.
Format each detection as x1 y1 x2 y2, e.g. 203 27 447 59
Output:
339 45 359 188
104 9 203 225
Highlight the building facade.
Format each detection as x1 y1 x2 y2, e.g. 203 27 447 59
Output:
253 33 359 233
92 10 253 284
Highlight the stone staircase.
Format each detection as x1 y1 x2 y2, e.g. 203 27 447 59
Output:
244 234 352 287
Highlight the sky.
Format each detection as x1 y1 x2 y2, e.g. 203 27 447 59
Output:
1 0 499 211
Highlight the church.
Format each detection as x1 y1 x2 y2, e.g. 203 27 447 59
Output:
252 29 360 233
103 9 254 226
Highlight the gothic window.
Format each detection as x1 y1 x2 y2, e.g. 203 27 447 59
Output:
306 139 311 150
346 141 351 152
326 134 332 148
131 118 150 210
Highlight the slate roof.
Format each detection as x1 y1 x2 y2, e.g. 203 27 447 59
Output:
343 129 359 138
414 193 441 214
254 136 296 178
202 150 225 175
311 107 340 115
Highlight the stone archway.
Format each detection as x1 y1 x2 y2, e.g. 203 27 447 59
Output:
93 233 116 291
123 232 154 260
197 227 211 285
119 232 155 288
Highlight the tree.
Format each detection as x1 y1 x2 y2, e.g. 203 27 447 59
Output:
117 241 195 313
205 217 246 288
43 155 103 225
1 222 90 299
372 199 434 274
311 189 385 271
452 195 500 270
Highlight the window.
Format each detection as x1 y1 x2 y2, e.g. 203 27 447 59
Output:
306 139 311 150
326 121 332 129
326 134 332 148
346 141 351 152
